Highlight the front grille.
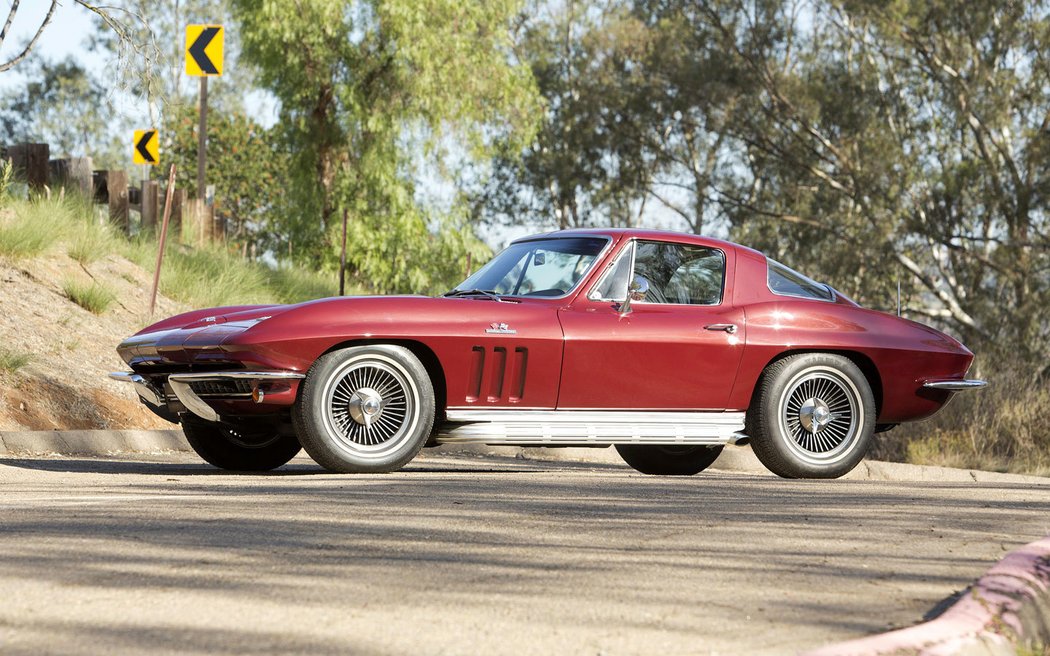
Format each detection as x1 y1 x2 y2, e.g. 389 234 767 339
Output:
189 379 253 397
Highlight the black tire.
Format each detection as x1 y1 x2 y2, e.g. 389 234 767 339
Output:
182 418 302 471
615 444 724 476
293 345 435 473
747 353 876 479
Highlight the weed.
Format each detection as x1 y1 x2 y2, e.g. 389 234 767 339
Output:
0 346 30 374
62 279 115 314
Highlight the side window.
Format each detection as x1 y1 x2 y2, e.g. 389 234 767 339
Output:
633 241 725 305
766 259 833 301
589 243 634 301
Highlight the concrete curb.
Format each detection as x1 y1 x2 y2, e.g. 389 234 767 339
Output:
2 430 1048 485
0 430 189 456
804 536 1050 656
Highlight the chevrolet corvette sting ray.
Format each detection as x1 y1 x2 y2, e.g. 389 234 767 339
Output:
111 229 985 478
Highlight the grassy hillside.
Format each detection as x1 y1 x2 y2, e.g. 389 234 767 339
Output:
0 194 346 309
0 193 350 432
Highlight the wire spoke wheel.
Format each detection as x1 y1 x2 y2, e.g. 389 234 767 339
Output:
295 345 435 473
322 357 417 459
778 367 861 466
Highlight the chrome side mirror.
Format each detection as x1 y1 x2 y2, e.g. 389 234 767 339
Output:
628 276 648 301
618 275 648 315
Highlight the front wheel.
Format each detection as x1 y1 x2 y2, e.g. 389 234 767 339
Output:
615 444 724 476
293 345 435 473
747 353 875 479
182 419 302 471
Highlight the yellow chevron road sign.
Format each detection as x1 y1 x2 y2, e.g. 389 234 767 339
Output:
185 25 223 76
133 129 159 165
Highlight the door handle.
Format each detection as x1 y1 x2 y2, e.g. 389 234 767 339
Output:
704 323 737 334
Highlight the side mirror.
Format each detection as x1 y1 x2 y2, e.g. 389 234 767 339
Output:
618 275 648 315
628 276 648 301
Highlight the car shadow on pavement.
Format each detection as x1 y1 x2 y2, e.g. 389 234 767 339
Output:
0 455 557 476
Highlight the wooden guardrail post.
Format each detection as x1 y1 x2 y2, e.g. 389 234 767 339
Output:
49 157 93 197
169 189 184 241
141 180 160 233
6 143 49 191
92 170 129 233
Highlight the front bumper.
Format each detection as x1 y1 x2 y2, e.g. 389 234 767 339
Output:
110 370 305 422
921 379 988 391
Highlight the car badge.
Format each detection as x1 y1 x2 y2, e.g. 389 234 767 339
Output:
485 322 517 335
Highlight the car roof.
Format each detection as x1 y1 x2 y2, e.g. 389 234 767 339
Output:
512 227 764 259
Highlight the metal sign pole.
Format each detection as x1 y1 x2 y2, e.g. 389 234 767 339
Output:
197 76 207 201
150 164 178 318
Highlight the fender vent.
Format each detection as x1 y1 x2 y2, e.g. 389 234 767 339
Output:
467 346 528 404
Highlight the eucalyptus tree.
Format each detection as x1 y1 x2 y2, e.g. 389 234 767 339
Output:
234 0 539 293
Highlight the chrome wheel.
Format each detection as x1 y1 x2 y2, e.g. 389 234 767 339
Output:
320 353 420 461
778 366 861 465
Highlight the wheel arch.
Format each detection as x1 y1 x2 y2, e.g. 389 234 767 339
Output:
317 339 448 421
748 349 883 418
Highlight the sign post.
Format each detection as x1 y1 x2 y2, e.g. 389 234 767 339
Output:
185 25 223 202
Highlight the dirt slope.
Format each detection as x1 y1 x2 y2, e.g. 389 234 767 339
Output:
0 249 189 431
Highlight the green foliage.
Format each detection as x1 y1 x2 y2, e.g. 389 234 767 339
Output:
160 104 289 255
121 238 343 307
0 54 124 165
62 279 116 314
233 0 538 293
0 347 30 375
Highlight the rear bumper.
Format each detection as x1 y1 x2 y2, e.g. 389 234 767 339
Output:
110 370 305 422
921 379 988 391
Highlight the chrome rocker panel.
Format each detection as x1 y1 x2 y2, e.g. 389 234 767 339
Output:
436 409 748 446
922 379 988 391
110 370 305 423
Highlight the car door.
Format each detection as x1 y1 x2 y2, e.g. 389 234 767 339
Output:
556 238 745 410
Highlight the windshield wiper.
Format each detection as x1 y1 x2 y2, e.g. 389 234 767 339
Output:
442 288 506 302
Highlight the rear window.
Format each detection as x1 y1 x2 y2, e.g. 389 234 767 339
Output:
767 259 833 301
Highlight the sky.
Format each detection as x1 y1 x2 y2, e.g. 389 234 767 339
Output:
1 3 147 124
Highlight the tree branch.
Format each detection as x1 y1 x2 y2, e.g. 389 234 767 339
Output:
0 0 57 73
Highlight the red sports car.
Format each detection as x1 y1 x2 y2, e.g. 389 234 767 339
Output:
111 228 985 478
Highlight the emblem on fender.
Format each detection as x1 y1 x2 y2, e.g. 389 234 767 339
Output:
485 322 517 335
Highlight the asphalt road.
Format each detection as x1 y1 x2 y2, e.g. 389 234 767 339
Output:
1 452 1048 656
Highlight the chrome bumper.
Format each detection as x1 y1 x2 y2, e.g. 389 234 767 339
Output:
109 371 305 422
108 372 165 405
922 379 988 391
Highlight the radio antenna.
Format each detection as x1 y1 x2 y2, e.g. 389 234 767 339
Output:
897 278 901 317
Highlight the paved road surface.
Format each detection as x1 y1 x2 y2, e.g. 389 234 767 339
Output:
1 452 1048 655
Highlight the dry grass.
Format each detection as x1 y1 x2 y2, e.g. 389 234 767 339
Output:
62 279 116 315
0 346 30 374
872 360 1050 476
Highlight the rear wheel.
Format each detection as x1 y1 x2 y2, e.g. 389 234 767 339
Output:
615 444 724 476
293 345 435 473
182 419 301 471
747 353 875 479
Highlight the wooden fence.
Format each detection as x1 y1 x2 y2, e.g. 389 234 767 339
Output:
2 142 224 245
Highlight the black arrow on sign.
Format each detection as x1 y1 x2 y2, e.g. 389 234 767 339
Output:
136 130 157 163
188 26 221 75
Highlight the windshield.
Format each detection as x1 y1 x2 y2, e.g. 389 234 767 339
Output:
453 237 608 298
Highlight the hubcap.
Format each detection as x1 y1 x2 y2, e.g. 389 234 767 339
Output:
322 357 416 455
798 398 833 433
348 388 385 426
779 368 861 464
